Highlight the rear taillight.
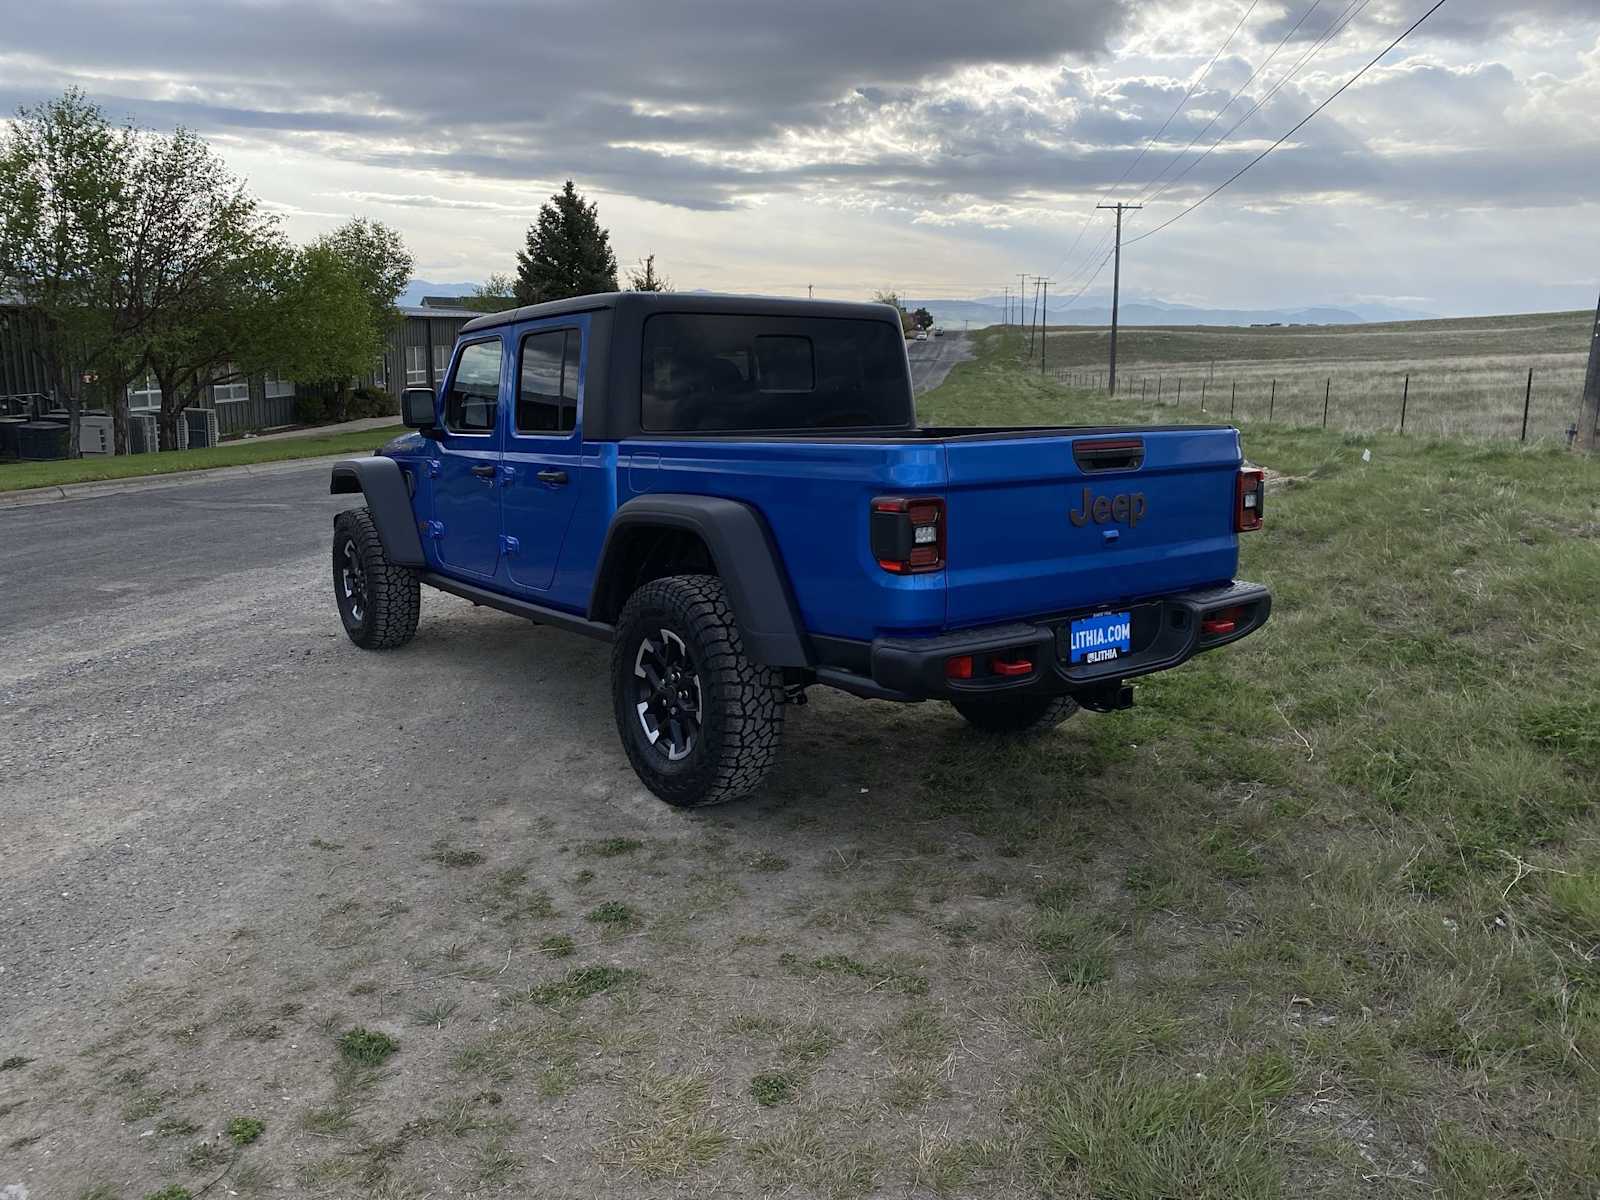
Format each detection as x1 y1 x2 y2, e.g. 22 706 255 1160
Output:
1236 468 1265 532
872 496 946 573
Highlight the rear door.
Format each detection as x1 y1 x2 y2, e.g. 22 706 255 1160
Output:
940 428 1242 628
501 321 585 592
432 336 506 580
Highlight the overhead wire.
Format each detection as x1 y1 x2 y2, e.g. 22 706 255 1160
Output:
1125 0 1451 245
1137 0 1375 211
1047 0 1262 282
1132 0 1329 205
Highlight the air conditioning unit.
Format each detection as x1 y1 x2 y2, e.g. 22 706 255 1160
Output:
79 413 114 455
18 421 71 460
183 407 219 450
0 416 28 458
127 412 160 455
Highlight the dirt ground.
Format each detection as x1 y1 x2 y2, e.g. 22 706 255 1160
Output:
0 546 1107 1198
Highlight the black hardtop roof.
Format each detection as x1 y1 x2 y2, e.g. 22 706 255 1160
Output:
458 290 899 335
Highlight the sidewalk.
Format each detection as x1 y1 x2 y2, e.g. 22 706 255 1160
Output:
0 452 360 509
244 416 401 442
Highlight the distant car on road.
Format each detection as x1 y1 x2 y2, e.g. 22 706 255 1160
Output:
915 330 928 341
328 292 1270 807
934 327 944 337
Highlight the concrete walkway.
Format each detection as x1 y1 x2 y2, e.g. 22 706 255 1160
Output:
244 415 400 441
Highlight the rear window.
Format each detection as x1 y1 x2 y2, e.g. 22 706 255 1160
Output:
641 314 911 432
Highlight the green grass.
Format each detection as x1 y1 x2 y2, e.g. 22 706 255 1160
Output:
337 1027 399 1066
916 328 1600 1196
0 424 405 493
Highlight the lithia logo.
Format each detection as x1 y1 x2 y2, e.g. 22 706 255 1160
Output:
1069 487 1147 528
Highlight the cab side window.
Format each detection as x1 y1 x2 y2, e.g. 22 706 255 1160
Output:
443 340 503 433
516 328 580 434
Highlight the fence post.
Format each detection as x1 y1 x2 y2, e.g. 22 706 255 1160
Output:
1200 379 1207 412
1400 373 1409 433
1521 367 1533 442
1177 378 1183 406
1157 377 1163 403
1322 377 1330 428
1269 379 1276 422
1230 380 1237 418
1143 378 1147 403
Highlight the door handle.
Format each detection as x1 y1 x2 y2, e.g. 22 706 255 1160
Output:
536 469 569 485
470 464 497 479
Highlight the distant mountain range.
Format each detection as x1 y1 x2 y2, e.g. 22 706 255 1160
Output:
922 295 1439 329
402 280 1438 328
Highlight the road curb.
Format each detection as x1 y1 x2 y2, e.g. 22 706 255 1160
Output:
0 452 357 510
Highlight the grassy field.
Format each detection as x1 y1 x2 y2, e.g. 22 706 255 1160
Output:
8 336 1598 1198
922 331 1600 1195
1034 310 1593 443
0 424 406 493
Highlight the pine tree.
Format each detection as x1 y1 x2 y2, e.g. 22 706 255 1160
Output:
514 180 618 304
626 253 671 293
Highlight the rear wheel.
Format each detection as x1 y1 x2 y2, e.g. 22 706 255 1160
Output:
951 694 1078 734
611 574 785 807
333 507 420 650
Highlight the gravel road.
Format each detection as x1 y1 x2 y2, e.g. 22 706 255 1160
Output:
0 456 1052 1196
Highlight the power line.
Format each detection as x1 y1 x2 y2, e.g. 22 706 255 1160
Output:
1049 0 1262 278
1126 0 1451 247
1138 0 1374 211
1133 0 1329 206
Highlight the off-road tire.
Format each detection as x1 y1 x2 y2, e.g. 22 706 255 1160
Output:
611 574 785 807
951 694 1079 734
333 506 420 650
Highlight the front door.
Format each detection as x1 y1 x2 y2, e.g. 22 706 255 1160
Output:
432 337 505 579
502 324 585 592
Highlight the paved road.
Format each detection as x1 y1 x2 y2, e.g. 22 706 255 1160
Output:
0 461 351 634
908 332 974 394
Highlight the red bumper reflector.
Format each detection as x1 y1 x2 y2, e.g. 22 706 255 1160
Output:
945 655 974 680
990 656 1034 677
1202 606 1245 636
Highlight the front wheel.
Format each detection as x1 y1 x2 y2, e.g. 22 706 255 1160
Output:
333 507 420 650
951 694 1079 734
611 574 785 807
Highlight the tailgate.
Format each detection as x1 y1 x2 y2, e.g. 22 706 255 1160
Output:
941 428 1242 629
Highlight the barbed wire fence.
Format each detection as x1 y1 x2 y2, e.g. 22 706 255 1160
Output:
1054 364 1586 445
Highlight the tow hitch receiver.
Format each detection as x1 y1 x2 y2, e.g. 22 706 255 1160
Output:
1078 681 1134 712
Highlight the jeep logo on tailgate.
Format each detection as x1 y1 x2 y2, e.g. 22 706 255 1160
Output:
1069 487 1147 528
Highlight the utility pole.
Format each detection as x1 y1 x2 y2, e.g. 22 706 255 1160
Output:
1097 202 1142 396
1029 277 1042 356
1579 290 1600 451
1040 279 1051 376
808 284 813 299
1003 286 1011 329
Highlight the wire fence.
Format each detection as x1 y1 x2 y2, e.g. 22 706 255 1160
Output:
1056 357 1590 445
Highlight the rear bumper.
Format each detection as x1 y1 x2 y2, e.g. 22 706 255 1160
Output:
813 580 1271 703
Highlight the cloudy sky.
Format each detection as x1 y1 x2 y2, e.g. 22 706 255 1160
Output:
3 0 1598 315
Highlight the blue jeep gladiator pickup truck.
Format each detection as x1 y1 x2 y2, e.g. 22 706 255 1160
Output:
329 292 1270 807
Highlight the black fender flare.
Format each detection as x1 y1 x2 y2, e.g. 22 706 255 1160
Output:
329 457 426 566
590 494 810 668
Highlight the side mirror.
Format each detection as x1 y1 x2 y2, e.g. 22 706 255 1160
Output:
401 387 438 431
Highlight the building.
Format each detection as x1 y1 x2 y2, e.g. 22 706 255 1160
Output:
0 300 481 437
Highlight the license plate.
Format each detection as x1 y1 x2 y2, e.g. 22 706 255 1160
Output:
1068 611 1131 664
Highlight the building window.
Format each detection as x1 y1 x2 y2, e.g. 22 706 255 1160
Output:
406 345 427 386
128 372 162 411
264 369 294 399
374 357 387 389
433 344 451 379
214 364 249 404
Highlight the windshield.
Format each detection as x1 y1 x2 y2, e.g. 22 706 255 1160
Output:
641 313 912 432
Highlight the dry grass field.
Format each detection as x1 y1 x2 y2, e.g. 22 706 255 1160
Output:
1036 311 1593 442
